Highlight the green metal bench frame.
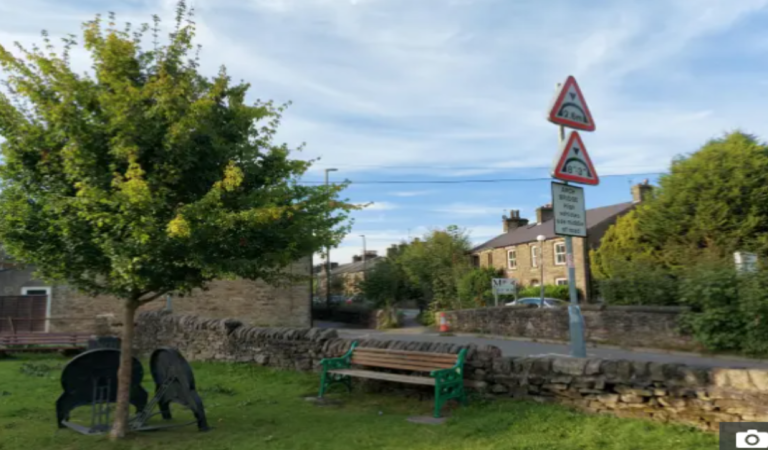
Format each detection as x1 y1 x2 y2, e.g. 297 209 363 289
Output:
318 341 468 418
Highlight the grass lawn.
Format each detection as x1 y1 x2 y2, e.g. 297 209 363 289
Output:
0 355 718 450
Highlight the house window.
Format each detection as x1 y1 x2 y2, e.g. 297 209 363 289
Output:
472 255 480 267
530 279 540 287
531 246 538 268
554 242 566 265
486 252 493 267
555 278 568 286
507 249 517 270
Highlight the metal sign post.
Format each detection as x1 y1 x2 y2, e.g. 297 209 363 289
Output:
557 126 587 358
548 77 594 359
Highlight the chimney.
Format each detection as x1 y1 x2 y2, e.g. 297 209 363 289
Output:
364 250 378 260
503 209 529 233
352 255 363 263
631 179 653 203
536 204 554 224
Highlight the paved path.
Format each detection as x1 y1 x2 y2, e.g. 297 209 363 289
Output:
337 328 768 369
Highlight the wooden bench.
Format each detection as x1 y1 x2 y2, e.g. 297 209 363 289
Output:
318 342 468 418
0 332 92 353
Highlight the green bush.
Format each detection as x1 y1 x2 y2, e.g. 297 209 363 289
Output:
517 284 572 300
457 267 502 307
595 259 678 305
677 260 768 356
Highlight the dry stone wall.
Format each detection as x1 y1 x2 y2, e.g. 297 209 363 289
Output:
443 305 698 352
134 311 768 431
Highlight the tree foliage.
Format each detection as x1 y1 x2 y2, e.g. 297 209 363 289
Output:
593 131 768 281
457 267 501 307
0 2 353 437
398 225 472 311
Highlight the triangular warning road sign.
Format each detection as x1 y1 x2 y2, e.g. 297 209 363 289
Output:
551 131 599 185
547 76 596 131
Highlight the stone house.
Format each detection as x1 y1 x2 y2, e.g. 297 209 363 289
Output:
471 182 653 301
0 255 313 333
317 251 381 297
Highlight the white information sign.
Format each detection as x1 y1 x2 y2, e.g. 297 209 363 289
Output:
492 278 516 295
552 182 587 237
734 251 759 273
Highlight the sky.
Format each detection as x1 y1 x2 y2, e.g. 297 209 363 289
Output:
2 0 768 265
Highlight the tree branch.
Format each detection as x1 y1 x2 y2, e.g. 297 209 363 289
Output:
137 291 168 305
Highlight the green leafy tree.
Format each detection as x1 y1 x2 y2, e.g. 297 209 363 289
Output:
457 267 501 307
360 255 421 308
398 225 472 311
640 132 768 267
591 131 768 306
0 3 353 438
590 210 658 280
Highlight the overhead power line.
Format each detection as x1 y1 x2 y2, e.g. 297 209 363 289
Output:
298 172 665 185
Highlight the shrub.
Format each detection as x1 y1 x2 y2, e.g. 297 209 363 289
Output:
517 284 573 301
457 267 502 307
678 260 768 356
595 259 678 305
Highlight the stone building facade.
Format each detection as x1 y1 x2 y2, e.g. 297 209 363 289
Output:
0 258 312 332
471 181 653 301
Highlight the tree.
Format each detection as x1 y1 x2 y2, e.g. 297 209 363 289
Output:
457 267 501 307
641 132 768 267
359 253 421 309
0 3 353 438
591 132 768 301
398 225 472 311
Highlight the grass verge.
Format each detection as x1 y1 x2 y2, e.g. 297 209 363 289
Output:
0 355 718 449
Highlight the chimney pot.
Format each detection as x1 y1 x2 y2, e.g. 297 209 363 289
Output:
536 204 555 224
632 182 654 203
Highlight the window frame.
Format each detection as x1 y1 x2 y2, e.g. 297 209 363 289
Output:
507 249 517 270
554 242 566 266
531 245 538 268
555 278 568 286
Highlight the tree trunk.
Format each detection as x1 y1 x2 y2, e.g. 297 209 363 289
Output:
110 298 139 440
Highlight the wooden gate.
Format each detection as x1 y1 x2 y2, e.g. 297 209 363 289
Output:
0 295 47 334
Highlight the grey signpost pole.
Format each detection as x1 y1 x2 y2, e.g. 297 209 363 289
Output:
557 116 587 358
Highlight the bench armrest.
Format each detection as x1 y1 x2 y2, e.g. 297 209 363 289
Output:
319 341 358 370
430 348 467 382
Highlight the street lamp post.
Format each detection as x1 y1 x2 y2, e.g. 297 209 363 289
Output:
360 234 367 281
325 168 338 310
537 235 546 308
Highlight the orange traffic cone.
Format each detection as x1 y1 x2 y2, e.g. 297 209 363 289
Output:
439 312 450 333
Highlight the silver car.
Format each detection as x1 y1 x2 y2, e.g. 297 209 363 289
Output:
505 297 566 308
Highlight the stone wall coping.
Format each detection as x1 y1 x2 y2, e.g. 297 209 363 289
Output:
445 305 691 314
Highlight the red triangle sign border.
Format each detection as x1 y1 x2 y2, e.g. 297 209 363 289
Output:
548 75 596 132
552 131 600 186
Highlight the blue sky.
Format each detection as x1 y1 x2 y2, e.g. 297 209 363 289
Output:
2 0 768 264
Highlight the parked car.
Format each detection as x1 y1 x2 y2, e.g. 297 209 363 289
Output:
505 297 566 308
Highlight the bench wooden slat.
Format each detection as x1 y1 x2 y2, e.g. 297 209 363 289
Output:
350 357 451 373
328 369 437 386
353 347 459 362
352 354 455 369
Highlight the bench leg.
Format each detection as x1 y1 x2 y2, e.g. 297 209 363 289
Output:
318 371 329 398
433 384 467 418
319 372 352 398
434 385 446 419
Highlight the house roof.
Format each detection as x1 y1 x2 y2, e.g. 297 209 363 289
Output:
331 256 383 275
472 202 635 252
